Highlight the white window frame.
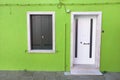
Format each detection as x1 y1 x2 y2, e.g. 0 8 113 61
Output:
27 11 55 53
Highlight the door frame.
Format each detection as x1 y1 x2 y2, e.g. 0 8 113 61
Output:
70 12 102 70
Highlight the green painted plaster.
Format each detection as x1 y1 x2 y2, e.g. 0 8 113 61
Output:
0 0 120 72
0 0 120 4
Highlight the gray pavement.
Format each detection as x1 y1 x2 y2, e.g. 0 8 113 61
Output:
0 71 120 80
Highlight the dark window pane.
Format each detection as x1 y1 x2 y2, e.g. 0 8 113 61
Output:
75 19 78 58
89 18 93 58
30 15 52 50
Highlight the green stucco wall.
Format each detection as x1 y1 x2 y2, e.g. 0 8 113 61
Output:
0 0 120 72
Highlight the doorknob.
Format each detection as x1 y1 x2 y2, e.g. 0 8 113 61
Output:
42 35 45 39
83 43 90 45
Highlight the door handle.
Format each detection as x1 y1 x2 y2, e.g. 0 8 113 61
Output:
83 43 90 45
41 35 45 39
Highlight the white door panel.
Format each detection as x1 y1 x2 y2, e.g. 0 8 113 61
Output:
74 16 96 64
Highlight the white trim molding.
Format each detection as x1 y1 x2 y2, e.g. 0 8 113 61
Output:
27 11 55 53
70 12 102 75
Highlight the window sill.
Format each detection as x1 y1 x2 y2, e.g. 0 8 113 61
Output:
28 50 56 53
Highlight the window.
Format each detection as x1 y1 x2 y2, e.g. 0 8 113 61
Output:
27 12 55 53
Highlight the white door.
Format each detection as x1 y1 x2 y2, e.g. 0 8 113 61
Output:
74 15 97 64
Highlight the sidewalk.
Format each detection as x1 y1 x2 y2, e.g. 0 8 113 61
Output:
0 71 120 80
